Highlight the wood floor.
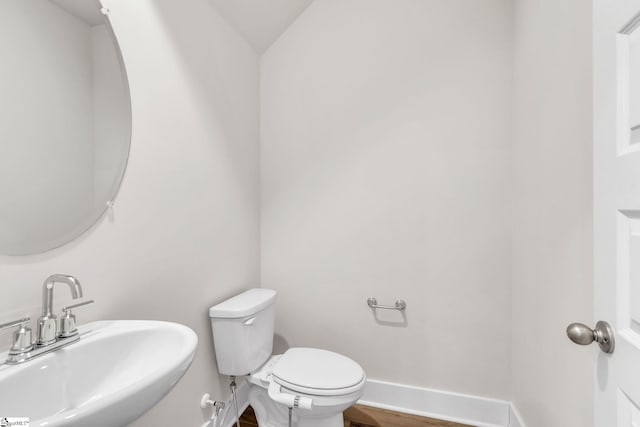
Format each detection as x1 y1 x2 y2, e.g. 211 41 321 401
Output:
239 404 474 427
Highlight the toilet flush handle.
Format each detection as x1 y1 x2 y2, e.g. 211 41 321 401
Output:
243 317 256 326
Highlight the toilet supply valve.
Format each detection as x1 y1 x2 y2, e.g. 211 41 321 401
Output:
200 393 226 412
200 393 226 427
268 381 313 410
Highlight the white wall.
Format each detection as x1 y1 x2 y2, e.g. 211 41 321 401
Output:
260 0 513 399
511 0 593 426
0 0 260 426
0 1 596 425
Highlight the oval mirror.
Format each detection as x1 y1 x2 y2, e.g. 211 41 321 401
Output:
0 0 131 255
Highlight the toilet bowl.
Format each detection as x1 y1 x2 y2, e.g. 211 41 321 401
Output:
209 289 366 427
249 349 366 427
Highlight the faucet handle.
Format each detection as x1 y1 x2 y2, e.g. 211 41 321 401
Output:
59 300 94 338
62 300 94 313
0 317 34 355
0 317 30 332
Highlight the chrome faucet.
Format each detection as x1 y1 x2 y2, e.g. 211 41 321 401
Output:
0 274 93 365
37 274 83 345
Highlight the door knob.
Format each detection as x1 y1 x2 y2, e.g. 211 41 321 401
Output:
566 321 615 354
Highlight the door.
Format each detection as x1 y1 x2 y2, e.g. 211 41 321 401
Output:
594 0 640 425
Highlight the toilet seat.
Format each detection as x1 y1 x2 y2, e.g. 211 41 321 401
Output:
272 348 366 396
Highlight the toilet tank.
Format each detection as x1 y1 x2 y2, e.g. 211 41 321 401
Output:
209 288 277 376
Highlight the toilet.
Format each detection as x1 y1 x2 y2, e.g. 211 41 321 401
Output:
209 289 366 427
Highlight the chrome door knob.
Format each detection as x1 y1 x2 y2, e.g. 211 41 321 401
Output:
566 321 615 354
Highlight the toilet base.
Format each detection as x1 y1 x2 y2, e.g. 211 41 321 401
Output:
249 385 347 427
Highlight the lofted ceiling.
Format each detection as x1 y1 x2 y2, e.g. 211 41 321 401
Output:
208 0 315 53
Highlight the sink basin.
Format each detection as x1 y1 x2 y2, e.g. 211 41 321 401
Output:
0 320 198 426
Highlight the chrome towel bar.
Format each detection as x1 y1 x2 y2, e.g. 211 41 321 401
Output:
367 297 406 311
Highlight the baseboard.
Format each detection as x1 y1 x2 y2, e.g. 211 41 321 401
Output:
212 378 526 427
357 379 511 427
508 403 527 427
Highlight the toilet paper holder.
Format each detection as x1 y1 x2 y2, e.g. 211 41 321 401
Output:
367 297 406 311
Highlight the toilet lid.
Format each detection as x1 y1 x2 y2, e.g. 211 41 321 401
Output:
272 348 365 396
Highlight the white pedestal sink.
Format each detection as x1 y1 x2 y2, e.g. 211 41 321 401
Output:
0 320 198 426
